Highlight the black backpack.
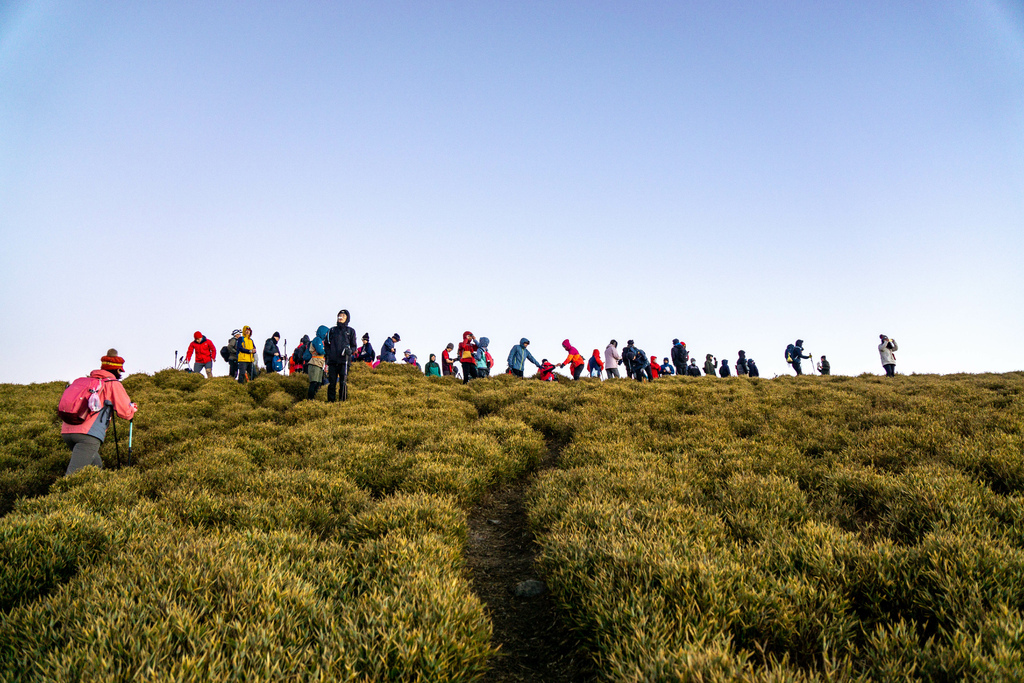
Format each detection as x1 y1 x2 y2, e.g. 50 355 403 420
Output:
220 346 230 362
785 344 797 362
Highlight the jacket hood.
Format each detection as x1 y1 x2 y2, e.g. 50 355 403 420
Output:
463 331 473 341
478 337 489 349
520 338 530 346
242 326 252 336
592 350 601 359
316 325 329 340
338 309 351 324
89 369 117 381
562 339 573 350
300 335 310 344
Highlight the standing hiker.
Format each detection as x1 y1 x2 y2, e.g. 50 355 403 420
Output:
686 359 702 376
380 333 400 363
704 354 718 377
747 357 760 377
458 331 478 383
622 340 638 380
236 327 257 383
424 354 442 377
878 335 898 377
325 310 357 402
559 339 586 380
290 335 310 375
588 349 604 378
355 334 375 365
817 356 831 375
719 359 731 377
507 338 542 378
650 356 661 379
305 326 328 400
59 351 137 475
226 329 242 379
736 350 749 376
604 340 622 379
441 343 456 376
474 337 493 378
785 339 811 375
185 331 217 378
263 332 283 374
670 339 688 374
661 356 675 376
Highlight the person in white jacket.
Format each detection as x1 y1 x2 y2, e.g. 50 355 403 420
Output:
604 340 622 379
878 334 898 377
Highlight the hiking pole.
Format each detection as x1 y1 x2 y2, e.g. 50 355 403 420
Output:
128 419 134 466
284 339 288 375
110 407 121 468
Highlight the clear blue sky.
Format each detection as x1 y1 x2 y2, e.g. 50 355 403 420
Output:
2 1 1022 383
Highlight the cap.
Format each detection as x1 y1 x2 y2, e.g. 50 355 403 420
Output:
393 333 401 341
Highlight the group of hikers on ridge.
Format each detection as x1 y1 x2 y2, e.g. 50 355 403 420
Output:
59 313 901 476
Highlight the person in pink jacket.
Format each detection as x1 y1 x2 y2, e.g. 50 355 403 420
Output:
60 351 138 475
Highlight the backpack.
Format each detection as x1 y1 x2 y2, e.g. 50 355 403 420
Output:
785 344 797 363
292 344 306 365
57 377 105 425
272 356 284 372
634 349 648 366
220 346 230 362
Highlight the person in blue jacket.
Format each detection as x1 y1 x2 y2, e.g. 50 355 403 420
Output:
380 333 400 363
305 325 329 400
507 338 542 377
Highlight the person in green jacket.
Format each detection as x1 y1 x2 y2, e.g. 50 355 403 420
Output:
424 354 442 377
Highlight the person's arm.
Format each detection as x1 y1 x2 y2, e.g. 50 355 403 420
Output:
206 340 217 362
185 342 195 362
526 350 541 367
107 381 138 420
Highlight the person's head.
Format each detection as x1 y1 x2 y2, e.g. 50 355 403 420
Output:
706 353 713 360
520 337 530 347
232 329 242 338
242 326 252 338
821 355 827 360
404 349 411 357
446 343 454 350
690 359 697 365
610 339 618 347
393 333 401 342
672 338 679 345
738 350 746 358
796 339 804 346
101 349 124 379
362 333 369 342
880 334 888 341
541 358 549 364
300 334 309 344
194 331 203 342
429 354 436 362
722 359 729 365
273 332 280 341
626 339 634 347
463 331 473 341
337 310 350 325
651 356 658 363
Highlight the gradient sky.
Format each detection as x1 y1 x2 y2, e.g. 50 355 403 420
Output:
2 1 1022 384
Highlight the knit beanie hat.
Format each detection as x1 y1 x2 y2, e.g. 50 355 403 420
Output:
101 349 125 373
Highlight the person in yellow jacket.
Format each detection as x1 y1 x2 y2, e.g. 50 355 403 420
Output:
236 326 257 383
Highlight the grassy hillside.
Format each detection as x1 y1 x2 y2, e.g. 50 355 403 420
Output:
0 368 1021 680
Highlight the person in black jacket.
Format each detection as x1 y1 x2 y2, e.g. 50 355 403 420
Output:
263 332 282 373
355 334 375 364
325 309 357 402
671 339 688 372
747 358 760 377
686 359 702 376
736 350 749 376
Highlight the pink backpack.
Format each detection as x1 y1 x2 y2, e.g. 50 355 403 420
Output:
57 377 105 425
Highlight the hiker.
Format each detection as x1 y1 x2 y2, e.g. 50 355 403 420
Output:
403 349 421 370
225 329 242 379
507 338 542 377
458 331 478 383
441 343 456 376
817 356 831 375
588 349 604 378
185 331 217 378
736 350 749 376
650 356 661 379
747 358 760 377
686 359 702 376
474 337 493 378
263 332 283 374
380 333 400 363
325 310 357 402
424 354 442 377
878 335 898 377
305 326 328 399
604 340 622 379
704 354 718 376
786 339 810 375
623 342 650 382
558 339 586 380
355 334 375 365
719 359 731 377
670 339 688 373
661 357 675 375
59 351 138 475
236 326 257 383
290 335 310 375
622 340 638 380
536 359 557 381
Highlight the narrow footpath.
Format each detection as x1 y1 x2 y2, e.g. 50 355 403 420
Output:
464 447 592 682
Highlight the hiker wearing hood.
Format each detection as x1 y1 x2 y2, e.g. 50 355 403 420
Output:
458 331 478 383
263 332 282 373
355 334 375 364
185 331 217 378
425 354 441 377
325 310 358 402
736 350 749 376
290 335 310 375
507 338 541 377
786 339 810 375
441 343 455 376
719 359 731 378
686 359 702 377
588 349 604 378
650 356 661 379
474 337 493 377
671 339 688 372
559 340 586 380
661 358 675 375
304 326 329 399
60 351 138 475
604 340 622 379
747 358 760 377
380 333 400 363
237 326 257 383
704 354 717 376
878 335 898 377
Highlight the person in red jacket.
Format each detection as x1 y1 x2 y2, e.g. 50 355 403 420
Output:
441 343 455 376
558 339 586 380
650 356 661 379
60 351 138 475
536 359 557 381
185 331 217 378
458 331 478 384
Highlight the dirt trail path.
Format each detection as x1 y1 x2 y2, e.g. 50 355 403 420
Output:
464 447 591 682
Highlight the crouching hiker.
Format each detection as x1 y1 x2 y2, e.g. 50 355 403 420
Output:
58 351 137 475
305 326 328 400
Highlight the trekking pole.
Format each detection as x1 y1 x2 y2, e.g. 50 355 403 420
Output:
174 350 178 368
111 407 121 468
128 419 134 466
284 339 288 375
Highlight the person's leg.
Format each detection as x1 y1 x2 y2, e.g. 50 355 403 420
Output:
339 361 350 401
237 362 249 383
885 364 896 377
607 367 618 379
511 368 523 377
205 364 213 379
229 360 238 379
63 434 103 476
572 364 583 380
327 364 339 402
793 362 802 376
461 362 475 384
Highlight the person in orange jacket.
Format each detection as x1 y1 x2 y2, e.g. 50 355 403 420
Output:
559 339 586 380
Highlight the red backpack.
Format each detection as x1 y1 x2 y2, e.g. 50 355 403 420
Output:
57 376 106 425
